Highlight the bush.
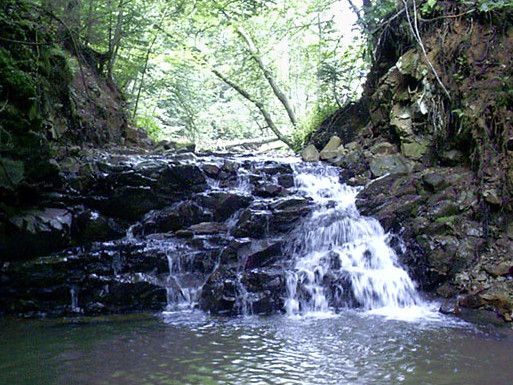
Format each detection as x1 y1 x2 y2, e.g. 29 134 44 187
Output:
292 103 339 152
136 114 162 140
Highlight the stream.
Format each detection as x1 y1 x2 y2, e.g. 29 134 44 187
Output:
1 153 512 384
1 312 512 385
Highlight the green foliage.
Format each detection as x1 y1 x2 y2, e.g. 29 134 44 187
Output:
421 0 513 14
136 114 161 140
474 0 513 12
421 0 439 15
292 102 338 151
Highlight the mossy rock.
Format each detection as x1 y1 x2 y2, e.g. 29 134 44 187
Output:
0 157 24 190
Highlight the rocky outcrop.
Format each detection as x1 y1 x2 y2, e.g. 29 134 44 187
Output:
0 152 314 317
307 1 513 322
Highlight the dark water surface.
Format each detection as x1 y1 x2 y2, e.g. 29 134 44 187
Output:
1 311 512 385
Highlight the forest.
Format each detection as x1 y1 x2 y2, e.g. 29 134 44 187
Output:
1 1 513 384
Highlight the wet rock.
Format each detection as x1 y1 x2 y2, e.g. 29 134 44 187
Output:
72 210 124 243
93 186 168 221
201 163 221 178
136 201 212 236
254 183 285 198
301 144 320 162
277 174 295 188
222 160 239 173
439 298 461 315
196 192 252 221
2 208 73 260
270 197 313 231
254 163 293 176
101 281 167 312
239 240 283 269
158 163 207 193
232 209 272 238
187 222 227 235
199 271 239 315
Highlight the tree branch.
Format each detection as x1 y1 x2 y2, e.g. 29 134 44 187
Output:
234 26 298 128
211 69 294 150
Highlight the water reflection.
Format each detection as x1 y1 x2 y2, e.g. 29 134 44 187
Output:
0 312 512 385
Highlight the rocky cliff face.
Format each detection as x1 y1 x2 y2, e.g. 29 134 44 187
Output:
307 2 513 322
0 0 150 248
0 151 314 317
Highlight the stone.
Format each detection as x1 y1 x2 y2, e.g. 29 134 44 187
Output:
396 49 428 80
254 183 285 198
436 282 458 298
390 104 413 139
232 209 272 238
482 189 501 205
159 164 207 193
135 201 212 236
401 140 428 160
422 173 448 192
277 174 294 188
72 210 123 243
370 142 397 155
301 144 320 162
320 145 347 161
0 157 25 190
3 208 73 260
187 222 227 235
196 192 252 221
439 298 461 315
440 149 464 166
484 262 513 277
202 163 221 178
238 240 283 269
507 223 513 240
270 197 313 231
94 186 168 221
319 136 343 160
330 150 369 180
369 155 412 177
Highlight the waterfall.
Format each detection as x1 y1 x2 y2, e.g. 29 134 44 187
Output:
284 163 422 316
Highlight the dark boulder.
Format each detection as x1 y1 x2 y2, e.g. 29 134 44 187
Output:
1 208 73 260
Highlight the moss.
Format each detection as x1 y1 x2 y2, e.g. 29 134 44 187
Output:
0 47 37 104
435 215 458 226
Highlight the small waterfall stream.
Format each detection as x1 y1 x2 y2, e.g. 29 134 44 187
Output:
284 162 423 316
157 156 427 318
32 152 432 319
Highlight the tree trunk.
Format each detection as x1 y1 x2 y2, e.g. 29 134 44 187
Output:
107 0 124 81
223 137 280 150
212 69 295 150
65 0 82 38
235 27 298 129
132 13 166 117
84 0 95 46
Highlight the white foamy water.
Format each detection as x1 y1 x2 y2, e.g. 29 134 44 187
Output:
285 163 434 321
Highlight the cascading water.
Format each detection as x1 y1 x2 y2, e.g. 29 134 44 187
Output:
111 154 430 319
284 162 423 316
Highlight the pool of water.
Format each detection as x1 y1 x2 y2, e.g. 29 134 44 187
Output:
1 310 512 385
